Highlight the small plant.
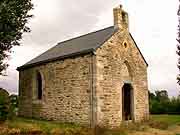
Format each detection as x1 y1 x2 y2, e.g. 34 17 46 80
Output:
147 119 169 130
120 122 148 132
94 125 127 135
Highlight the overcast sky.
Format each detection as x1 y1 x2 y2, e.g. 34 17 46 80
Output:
0 0 179 96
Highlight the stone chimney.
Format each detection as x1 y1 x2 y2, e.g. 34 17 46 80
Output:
113 5 129 31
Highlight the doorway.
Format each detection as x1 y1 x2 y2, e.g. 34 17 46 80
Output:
122 83 133 121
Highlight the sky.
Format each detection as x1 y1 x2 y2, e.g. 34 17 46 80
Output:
0 0 179 96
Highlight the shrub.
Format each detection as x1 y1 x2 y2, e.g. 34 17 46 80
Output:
147 119 169 130
149 90 180 114
0 88 10 122
8 95 19 120
120 122 148 132
94 125 127 135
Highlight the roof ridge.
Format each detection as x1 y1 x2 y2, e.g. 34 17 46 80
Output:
25 26 114 64
56 26 114 46
17 26 116 70
29 26 114 62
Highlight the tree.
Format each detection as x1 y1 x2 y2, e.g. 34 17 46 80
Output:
9 94 18 108
155 90 169 102
177 1 180 85
149 90 169 114
149 90 180 114
0 0 33 75
0 88 10 122
8 94 18 119
149 91 155 100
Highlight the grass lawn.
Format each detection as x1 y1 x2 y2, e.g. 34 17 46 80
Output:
0 115 180 135
1 117 90 135
151 115 180 125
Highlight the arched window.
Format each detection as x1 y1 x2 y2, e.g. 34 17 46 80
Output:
36 72 42 100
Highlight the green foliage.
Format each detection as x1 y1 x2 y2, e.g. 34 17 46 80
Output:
8 94 19 119
149 90 180 114
6 117 93 135
0 0 33 74
0 88 19 122
0 115 179 135
9 95 18 108
4 118 151 135
0 88 9 122
155 90 169 102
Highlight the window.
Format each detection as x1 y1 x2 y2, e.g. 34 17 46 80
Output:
124 42 127 48
123 41 128 48
37 72 42 100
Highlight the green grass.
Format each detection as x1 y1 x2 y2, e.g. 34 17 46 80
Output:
151 115 180 125
4 118 128 135
1 115 180 135
4 117 86 135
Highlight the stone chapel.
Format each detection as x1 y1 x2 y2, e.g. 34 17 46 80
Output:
17 5 149 127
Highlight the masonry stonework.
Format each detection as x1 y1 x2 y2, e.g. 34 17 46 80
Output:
95 30 149 127
18 5 149 128
19 55 93 126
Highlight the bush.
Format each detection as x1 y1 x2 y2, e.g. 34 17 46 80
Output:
0 88 10 122
8 95 19 120
149 90 180 114
147 119 169 130
94 125 127 135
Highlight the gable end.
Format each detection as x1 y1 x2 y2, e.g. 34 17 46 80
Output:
129 33 148 67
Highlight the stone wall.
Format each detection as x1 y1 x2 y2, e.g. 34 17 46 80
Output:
95 29 149 127
19 54 93 126
19 69 33 117
19 31 149 128
19 5 149 128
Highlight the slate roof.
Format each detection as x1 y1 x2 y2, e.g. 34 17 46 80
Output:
17 26 147 70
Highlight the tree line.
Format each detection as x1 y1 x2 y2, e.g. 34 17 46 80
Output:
149 90 180 114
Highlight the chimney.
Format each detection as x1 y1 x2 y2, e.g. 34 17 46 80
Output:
113 5 129 30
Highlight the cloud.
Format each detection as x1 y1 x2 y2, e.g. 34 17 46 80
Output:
0 69 18 94
24 0 121 47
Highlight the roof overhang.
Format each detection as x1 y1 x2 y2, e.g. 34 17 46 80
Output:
17 49 95 71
